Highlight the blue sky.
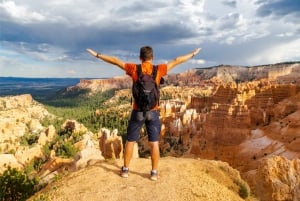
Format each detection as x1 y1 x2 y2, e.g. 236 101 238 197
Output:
0 0 300 78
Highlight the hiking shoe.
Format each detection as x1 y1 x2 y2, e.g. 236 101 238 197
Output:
150 170 158 181
120 166 129 178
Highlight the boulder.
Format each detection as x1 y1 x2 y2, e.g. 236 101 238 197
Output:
254 156 300 201
74 134 104 169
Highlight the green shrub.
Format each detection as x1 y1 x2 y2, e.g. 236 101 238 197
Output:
0 167 38 201
237 181 249 199
42 143 51 159
25 158 44 174
56 141 78 158
20 133 39 147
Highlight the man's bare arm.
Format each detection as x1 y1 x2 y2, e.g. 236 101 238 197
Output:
167 48 201 71
86 48 125 70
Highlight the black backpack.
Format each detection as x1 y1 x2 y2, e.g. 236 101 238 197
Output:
132 64 160 111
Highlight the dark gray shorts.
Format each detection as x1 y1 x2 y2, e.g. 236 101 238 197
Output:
126 110 161 142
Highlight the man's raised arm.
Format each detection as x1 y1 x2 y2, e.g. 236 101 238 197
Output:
167 48 201 71
86 48 125 70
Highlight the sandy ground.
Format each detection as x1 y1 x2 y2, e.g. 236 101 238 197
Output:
28 157 257 201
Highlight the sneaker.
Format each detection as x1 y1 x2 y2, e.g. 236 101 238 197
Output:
120 166 129 178
150 170 158 181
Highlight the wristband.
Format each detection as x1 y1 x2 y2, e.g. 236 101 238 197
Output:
96 52 101 58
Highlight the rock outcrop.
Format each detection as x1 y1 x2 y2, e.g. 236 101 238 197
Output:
61 119 88 134
0 96 106 179
74 133 104 170
98 128 124 159
0 94 54 173
253 156 300 201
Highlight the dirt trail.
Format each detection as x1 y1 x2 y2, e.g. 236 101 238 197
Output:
29 157 255 201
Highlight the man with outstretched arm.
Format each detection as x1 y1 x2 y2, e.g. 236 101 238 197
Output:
86 46 201 181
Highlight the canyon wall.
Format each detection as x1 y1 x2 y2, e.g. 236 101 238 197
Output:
2 62 300 201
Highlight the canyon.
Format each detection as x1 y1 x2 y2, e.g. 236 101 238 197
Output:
1 62 300 201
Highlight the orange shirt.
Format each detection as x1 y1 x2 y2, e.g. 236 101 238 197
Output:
125 62 167 110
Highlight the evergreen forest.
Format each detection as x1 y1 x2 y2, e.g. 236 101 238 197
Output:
38 89 131 142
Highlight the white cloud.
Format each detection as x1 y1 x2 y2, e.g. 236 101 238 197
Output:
1 41 70 63
277 32 294 37
247 38 300 65
0 0 45 23
66 69 77 75
190 59 206 65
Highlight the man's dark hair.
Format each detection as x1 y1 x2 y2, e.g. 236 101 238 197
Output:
140 46 153 61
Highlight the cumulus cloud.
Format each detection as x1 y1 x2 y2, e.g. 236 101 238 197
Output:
255 0 300 18
247 38 300 65
0 1 45 23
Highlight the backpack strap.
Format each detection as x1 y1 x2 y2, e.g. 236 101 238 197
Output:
136 64 142 78
152 65 158 80
152 65 164 85
132 64 141 107
152 65 161 107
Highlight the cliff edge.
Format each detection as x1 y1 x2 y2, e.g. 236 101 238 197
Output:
28 157 254 201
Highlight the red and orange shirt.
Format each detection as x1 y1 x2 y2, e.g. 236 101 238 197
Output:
125 62 167 110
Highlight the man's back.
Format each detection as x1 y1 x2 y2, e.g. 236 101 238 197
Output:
125 62 167 110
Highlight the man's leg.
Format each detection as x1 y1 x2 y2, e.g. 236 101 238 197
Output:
145 111 161 180
149 141 160 170
124 140 135 168
120 140 135 178
149 141 159 180
120 110 144 178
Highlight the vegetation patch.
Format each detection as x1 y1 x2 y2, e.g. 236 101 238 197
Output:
0 167 38 201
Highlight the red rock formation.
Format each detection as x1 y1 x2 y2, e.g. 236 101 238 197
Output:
67 76 132 94
98 128 124 159
202 102 251 146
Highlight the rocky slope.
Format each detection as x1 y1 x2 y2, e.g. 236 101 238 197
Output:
0 94 53 172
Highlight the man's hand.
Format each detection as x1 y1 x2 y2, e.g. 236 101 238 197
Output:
86 48 125 70
86 48 97 57
192 48 201 57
